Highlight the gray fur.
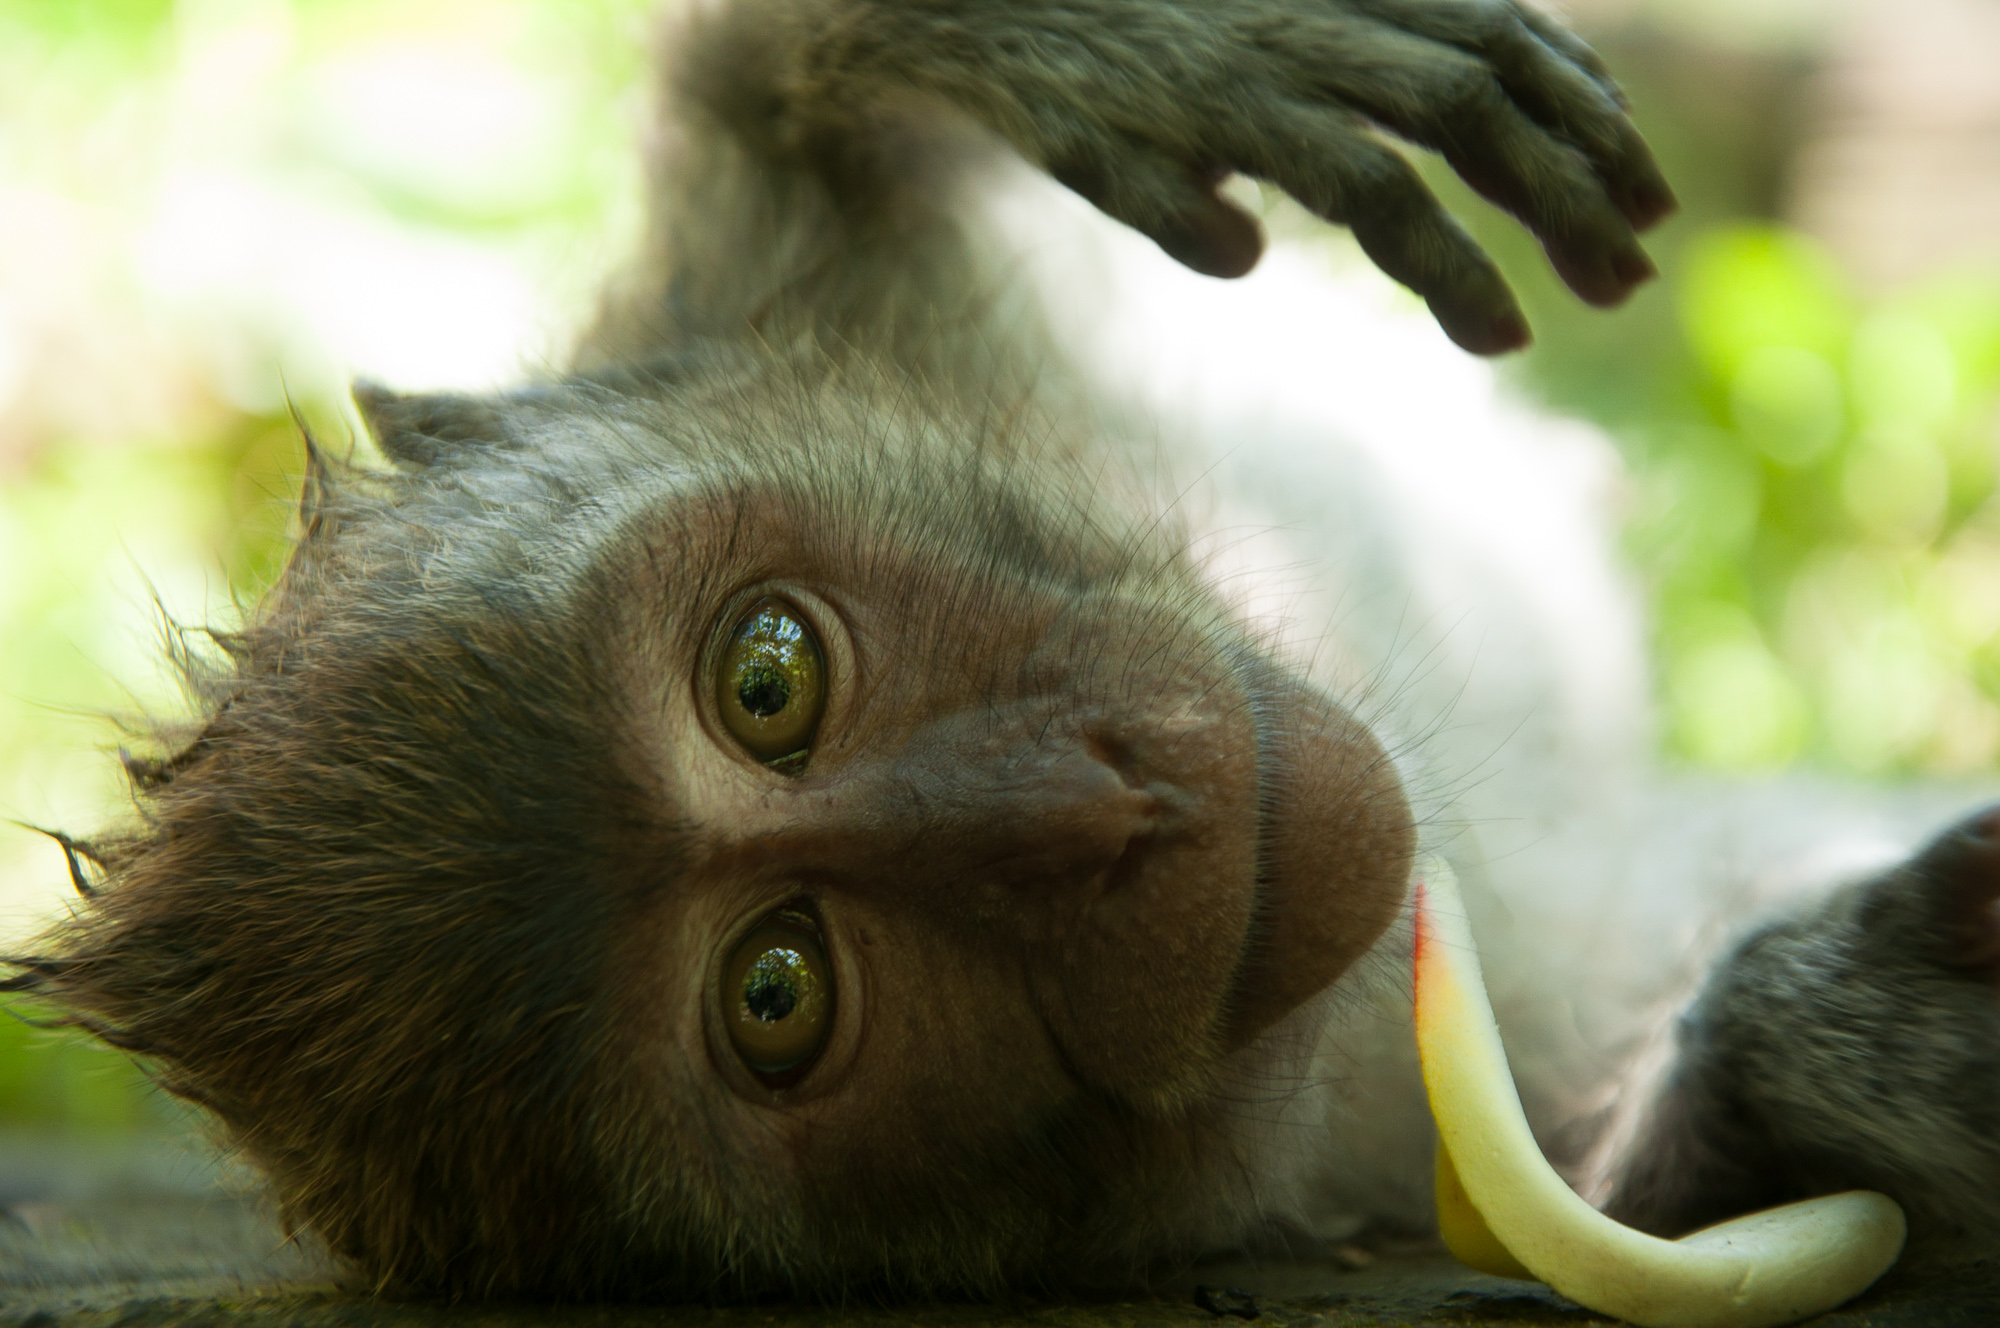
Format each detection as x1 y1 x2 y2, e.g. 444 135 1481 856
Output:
1609 809 2000 1243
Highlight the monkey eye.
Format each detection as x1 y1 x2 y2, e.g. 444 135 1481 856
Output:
715 597 826 770
722 909 833 1079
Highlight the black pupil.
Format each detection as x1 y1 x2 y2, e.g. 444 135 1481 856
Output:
737 664 791 718
744 951 800 1022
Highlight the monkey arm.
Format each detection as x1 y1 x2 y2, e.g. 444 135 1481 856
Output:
580 0 1672 371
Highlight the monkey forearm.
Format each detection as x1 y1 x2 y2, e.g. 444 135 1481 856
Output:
577 0 1079 395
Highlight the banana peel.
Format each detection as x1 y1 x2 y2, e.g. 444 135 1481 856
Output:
1412 857 1905 1328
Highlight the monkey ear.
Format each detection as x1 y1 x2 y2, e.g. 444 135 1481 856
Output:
352 380 516 468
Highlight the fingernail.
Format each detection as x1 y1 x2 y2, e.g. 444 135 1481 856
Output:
1157 207 1264 280
1490 311 1532 352
1547 248 1620 308
1442 307 1532 356
1612 247 1657 289
1629 180 1679 231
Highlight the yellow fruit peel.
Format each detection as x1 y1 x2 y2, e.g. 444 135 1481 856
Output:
1435 1136 1535 1280
1412 856 1906 1328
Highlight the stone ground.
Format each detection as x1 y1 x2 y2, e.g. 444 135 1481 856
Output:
2 1135 1998 1327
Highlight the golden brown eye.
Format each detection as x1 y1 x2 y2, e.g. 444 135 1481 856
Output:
715 598 825 768
722 912 833 1078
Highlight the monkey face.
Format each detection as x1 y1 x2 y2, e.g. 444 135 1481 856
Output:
582 392 1414 1285
25 377 1411 1295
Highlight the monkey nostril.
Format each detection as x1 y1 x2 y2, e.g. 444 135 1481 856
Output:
1084 732 1142 789
1025 731 1158 882
1045 759 1159 888
1102 828 1154 896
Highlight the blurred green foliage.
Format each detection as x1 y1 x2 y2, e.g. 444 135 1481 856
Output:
1462 213 2000 774
0 1017 162 1133
1640 234 2000 773
1424 42 2000 776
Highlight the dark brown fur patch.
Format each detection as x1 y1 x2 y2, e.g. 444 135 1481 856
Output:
9 429 707 1296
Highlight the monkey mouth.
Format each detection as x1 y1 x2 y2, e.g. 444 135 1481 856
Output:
1218 647 1412 1048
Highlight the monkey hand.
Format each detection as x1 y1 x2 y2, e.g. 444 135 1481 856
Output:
808 0 1675 352
1608 806 2000 1245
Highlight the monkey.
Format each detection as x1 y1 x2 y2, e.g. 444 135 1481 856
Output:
10 0 2000 1306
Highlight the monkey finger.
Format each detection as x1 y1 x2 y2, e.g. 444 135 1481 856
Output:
1504 1 1621 95
1230 112 1529 354
1426 83 1655 307
1346 1 1626 109
1284 36 1657 304
1468 11 1675 230
1050 146 1265 279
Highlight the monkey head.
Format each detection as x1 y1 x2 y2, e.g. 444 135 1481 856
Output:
16 367 1412 1297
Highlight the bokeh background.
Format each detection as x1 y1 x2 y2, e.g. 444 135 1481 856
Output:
1 0 1998 1143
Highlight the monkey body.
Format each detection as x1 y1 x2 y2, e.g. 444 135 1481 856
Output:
15 0 2000 1299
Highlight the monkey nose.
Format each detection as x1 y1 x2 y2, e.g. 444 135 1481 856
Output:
906 735 1161 887
739 727 1161 904
804 705 1162 899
